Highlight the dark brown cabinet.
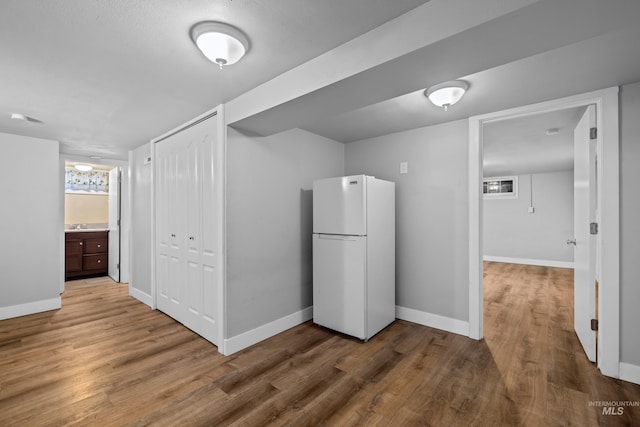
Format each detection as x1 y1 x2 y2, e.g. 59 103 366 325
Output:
65 231 109 280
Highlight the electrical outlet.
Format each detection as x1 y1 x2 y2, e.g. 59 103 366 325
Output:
528 206 535 213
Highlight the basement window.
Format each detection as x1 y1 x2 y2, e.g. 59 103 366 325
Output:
483 176 518 199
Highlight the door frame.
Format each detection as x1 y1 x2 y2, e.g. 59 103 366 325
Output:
150 104 227 355
468 87 620 378
60 155 129 293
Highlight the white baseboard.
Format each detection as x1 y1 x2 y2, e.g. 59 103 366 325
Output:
0 297 61 320
223 306 313 356
396 305 469 337
129 286 153 308
483 255 574 269
619 362 640 385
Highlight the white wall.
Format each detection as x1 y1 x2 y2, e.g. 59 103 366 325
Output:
0 133 61 318
226 128 344 338
620 81 640 367
483 171 574 265
128 144 152 305
345 120 469 323
65 193 109 224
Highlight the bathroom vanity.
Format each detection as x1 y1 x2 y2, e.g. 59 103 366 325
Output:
65 230 109 280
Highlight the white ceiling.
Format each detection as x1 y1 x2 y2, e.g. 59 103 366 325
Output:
482 107 585 177
0 0 428 159
65 161 115 172
300 24 640 143
1 1 640 164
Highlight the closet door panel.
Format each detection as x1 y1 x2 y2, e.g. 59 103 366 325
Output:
156 153 170 251
199 124 218 340
154 112 219 346
201 128 217 261
187 260 203 320
182 129 204 335
186 136 201 257
173 145 189 314
155 142 171 312
202 264 217 326
157 253 169 306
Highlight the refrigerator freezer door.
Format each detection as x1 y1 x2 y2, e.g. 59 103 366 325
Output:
313 175 366 235
313 234 366 339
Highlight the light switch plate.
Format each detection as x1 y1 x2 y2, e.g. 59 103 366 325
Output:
400 162 408 174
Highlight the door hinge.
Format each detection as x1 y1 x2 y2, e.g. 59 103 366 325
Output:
117 263 120 270
590 222 598 235
117 219 121 226
591 318 599 331
590 127 598 140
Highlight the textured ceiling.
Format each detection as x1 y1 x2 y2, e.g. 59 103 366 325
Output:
1 0 640 165
0 0 428 159
300 21 640 143
482 107 585 177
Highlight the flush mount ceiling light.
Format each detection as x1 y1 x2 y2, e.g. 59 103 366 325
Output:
545 128 560 136
11 113 28 121
425 80 469 111
10 112 43 124
191 21 249 69
74 164 93 172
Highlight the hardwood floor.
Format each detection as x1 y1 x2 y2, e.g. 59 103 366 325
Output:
1 265 639 426
63 275 117 291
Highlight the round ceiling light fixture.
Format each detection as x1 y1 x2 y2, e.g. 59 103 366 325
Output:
11 113 28 121
191 21 249 69
425 80 469 111
74 164 93 172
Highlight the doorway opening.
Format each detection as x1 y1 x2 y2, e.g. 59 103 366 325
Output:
481 105 596 373
63 161 121 287
468 88 620 378
482 107 583 269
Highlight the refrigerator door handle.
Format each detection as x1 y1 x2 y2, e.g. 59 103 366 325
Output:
317 234 359 241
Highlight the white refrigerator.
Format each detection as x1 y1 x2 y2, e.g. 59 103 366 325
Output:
312 175 395 341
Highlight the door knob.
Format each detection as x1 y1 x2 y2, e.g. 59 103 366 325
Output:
566 239 577 246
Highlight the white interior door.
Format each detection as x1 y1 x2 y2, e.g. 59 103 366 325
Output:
155 142 172 316
154 115 218 345
573 104 597 362
155 135 188 321
108 167 120 282
183 124 218 343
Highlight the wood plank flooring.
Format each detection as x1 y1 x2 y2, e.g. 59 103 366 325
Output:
1 264 639 426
